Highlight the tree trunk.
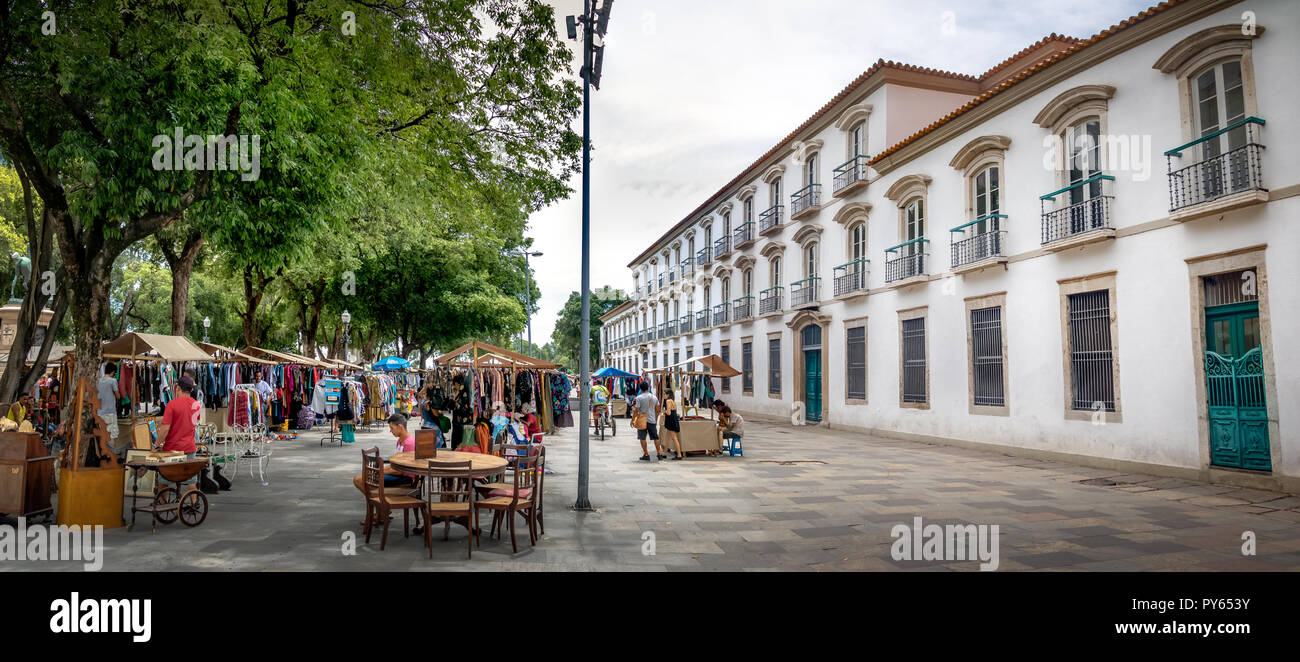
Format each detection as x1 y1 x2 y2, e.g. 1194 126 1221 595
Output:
159 229 204 337
0 169 57 402
16 291 69 399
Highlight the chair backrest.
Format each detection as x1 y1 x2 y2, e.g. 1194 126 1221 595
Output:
424 459 473 506
361 446 384 501
509 455 540 506
414 429 438 459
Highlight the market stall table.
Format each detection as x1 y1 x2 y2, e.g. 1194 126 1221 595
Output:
674 418 723 454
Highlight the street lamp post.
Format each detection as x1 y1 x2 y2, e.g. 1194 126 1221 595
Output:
341 310 351 363
513 249 543 354
202 316 210 344
566 0 612 512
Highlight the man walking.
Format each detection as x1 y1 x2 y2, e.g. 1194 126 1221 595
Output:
634 381 664 462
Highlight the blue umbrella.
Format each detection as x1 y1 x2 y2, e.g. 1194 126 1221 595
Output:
593 366 639 378
372 356 410 371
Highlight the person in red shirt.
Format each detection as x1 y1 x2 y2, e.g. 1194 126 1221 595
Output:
159 375 201 454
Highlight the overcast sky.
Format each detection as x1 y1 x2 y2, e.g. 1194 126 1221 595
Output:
525 0 1152 343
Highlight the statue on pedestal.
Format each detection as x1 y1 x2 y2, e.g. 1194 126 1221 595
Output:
9 252 32 302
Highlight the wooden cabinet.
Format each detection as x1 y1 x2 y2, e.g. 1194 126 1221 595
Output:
0 431 55 520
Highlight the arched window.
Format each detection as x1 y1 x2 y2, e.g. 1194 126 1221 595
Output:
850 121 866 158
973 165 1001 234
771 256 783 287
743 197 753 223
806 153 819 186
721 277 731 303
703 284 711 308
1066 118 1102 205
769 179 782 207
849 223 867 262
904 198 924 258
687 237 695 260
743 268 753 296
721 211 731 236
704 225 712 247
805 243 819 278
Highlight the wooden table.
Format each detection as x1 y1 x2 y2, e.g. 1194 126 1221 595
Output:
388 450 508 477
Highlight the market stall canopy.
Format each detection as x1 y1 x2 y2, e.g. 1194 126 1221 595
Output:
329 358 365 370
593 366 639 378
197 342 275 365
434 340 561 370
282 351 332 368
655 354 740 377
241 346 329 368
373 356 410 371
103 332 214 363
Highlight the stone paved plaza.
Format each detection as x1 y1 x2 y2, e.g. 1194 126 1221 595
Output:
10 416 1300 572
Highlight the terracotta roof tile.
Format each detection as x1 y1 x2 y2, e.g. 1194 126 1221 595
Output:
870 0 1187 164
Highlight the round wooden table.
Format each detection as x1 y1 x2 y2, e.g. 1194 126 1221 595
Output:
388 450 508 476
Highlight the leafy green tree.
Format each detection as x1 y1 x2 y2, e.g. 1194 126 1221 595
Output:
551 289 627 370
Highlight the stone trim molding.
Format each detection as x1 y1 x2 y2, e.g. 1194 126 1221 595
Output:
790 224 824 246
832 202 872 225
948 135 1012 172
1153 24 1264 77
1032 84 1116 130
762 164 786 184
883 174 932 205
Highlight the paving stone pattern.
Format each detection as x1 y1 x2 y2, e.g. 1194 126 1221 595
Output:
8 416 1300 572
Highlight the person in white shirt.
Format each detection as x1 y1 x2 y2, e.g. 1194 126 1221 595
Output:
633 382 664 462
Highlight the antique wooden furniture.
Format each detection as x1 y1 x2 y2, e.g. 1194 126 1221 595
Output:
414 429 439 459
360 447 424 551
56 378 125 528
421 460 476 559
476 454 540 553
0 430 55 522
387 450 506 477
124 459 210 533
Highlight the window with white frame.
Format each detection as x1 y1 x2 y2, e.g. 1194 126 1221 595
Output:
850 121 866 158
904 198 924 258
806 153 818 186
770 179 782 207
771 256 782 287
805 243 819 278
743 197 753 223
743 268 753 296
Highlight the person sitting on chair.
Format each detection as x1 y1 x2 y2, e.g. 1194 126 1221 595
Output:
717 405 744 448
383 413 416 487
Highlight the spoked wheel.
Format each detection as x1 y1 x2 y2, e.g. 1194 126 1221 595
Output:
154 487 179 524
179 490 209 527
610 414 617 436
596 414 605 440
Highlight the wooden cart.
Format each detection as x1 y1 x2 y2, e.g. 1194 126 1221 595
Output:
124 459 210 533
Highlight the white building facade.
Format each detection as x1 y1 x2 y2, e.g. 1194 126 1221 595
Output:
602 0 1299 491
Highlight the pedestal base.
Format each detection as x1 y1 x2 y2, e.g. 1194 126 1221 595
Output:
56 468 125 529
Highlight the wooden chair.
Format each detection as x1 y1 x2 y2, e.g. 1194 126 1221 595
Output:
476 454 539 553
479 443 532 495
360 447 424 551
422 460 476 559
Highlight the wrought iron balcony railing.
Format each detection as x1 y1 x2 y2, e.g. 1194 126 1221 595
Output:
667 268 677 284
666 320 678 337
790 277 820 306
680 257 694 277
733 296 754 321
712 303 730 326
791 183 822 216
832 259 870 296
733 222 755 248
949 214 1008 268
1040 174 1114 245
713 235 732 258
758 205 784 234
657 274 665 289
1166 117 1265 212
758 286 783 315
679 314 693 334
884 238 929 283
695 310 710 331
833 155 869 194
696 246 712 267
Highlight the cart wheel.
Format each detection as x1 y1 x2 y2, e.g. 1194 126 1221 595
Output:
154 487 179 524
179 490 208 527
597 415 605 440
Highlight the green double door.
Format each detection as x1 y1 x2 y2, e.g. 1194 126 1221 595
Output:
1205 302 1270 471
802 325 822 422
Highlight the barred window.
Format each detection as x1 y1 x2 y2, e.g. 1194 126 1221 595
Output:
901 317 927 404
768 338 781 395
1068 290 1115 411
971 306 1004 407
720 345 730 393
742 342 753 393
846 326 866 400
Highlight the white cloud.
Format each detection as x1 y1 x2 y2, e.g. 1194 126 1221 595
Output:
526 0 1151 343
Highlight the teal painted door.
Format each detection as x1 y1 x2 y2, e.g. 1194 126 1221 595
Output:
1205 302 1270 471
804 349 822 422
